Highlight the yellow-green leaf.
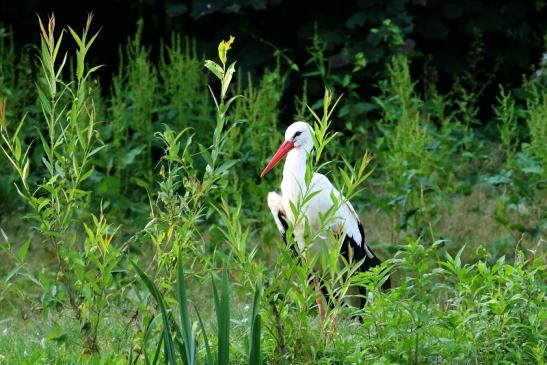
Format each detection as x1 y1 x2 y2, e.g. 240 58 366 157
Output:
218 35 235 65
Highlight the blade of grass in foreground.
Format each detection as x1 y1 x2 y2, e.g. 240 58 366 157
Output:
212 265 230 365
194 303 214 365
153 331 164 365
248 280 262 365
177 252 196 365
143 314 163 365
131 260 177 365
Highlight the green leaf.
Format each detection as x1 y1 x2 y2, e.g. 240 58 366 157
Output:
88 145 107 158
224 94 243 112
67 26 83 49
80 167 94 183
143 315 163 365
198 143 213 167
122 145 146 166
204 60 223 81
85 64 104 79
12 136 22 163
302 190 321 206
5 266 21 283
152 333 164 365
207 85 219 111
217 159 238 175
16 238 31 263
21 159 29 181
221 61 237 99
36 86 52 117
46 324 67 343
86 30 101 54
55 52 68 80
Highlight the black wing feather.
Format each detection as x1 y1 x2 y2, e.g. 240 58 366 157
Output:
340 222 391 308
277 211 299 259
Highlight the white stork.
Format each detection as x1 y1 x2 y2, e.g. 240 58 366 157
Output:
261 121 390 317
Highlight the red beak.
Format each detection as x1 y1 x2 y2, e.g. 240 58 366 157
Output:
260 140 295 177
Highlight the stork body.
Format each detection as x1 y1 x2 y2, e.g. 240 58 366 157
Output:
262 122 390 311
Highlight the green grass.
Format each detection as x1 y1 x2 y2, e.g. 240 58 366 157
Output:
0 15 545 364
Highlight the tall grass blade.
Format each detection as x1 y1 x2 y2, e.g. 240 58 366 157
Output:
194 303 214 365
143 314 163 365
130 260 177 365
248 281 262 365
212 265 230 365
177 252 196 365
153 333 164 365
173 328 189 364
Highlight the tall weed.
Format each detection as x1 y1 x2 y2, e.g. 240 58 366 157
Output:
159 34 211 140
526 84 547 176
106 20 158 202
375 55 439 240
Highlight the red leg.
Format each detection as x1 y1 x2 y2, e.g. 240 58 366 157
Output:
313 276 325 321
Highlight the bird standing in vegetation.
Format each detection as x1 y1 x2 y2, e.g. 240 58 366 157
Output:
261 121 390 319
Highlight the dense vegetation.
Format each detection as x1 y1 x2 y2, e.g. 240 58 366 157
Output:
0 10 545 365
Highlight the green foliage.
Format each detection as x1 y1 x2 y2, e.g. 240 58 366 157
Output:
159 34 211 140
80 210 123 354
0 26 34 119
132 254 263 365
487 77 547 242
107 19 158 197
142 35 241 287
495 85 518 161
526 83 547 176
233 64 285 165
374 55 446 241
352 240 546 364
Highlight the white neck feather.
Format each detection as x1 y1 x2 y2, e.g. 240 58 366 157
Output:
281 148 307 200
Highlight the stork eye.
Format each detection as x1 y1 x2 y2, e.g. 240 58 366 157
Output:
292 131 302 139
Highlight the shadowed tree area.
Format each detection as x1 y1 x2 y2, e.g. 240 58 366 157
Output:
2 0 546 114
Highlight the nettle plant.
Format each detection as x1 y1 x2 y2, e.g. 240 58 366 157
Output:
373 54 459 243
0 15 121 354
493 79 547 244
159 34 211 140
105 21 159 206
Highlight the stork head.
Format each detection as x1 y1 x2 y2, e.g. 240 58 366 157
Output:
284 121 314 152
260 121 314 177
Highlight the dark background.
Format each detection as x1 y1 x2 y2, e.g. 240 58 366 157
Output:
2 0 546 119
